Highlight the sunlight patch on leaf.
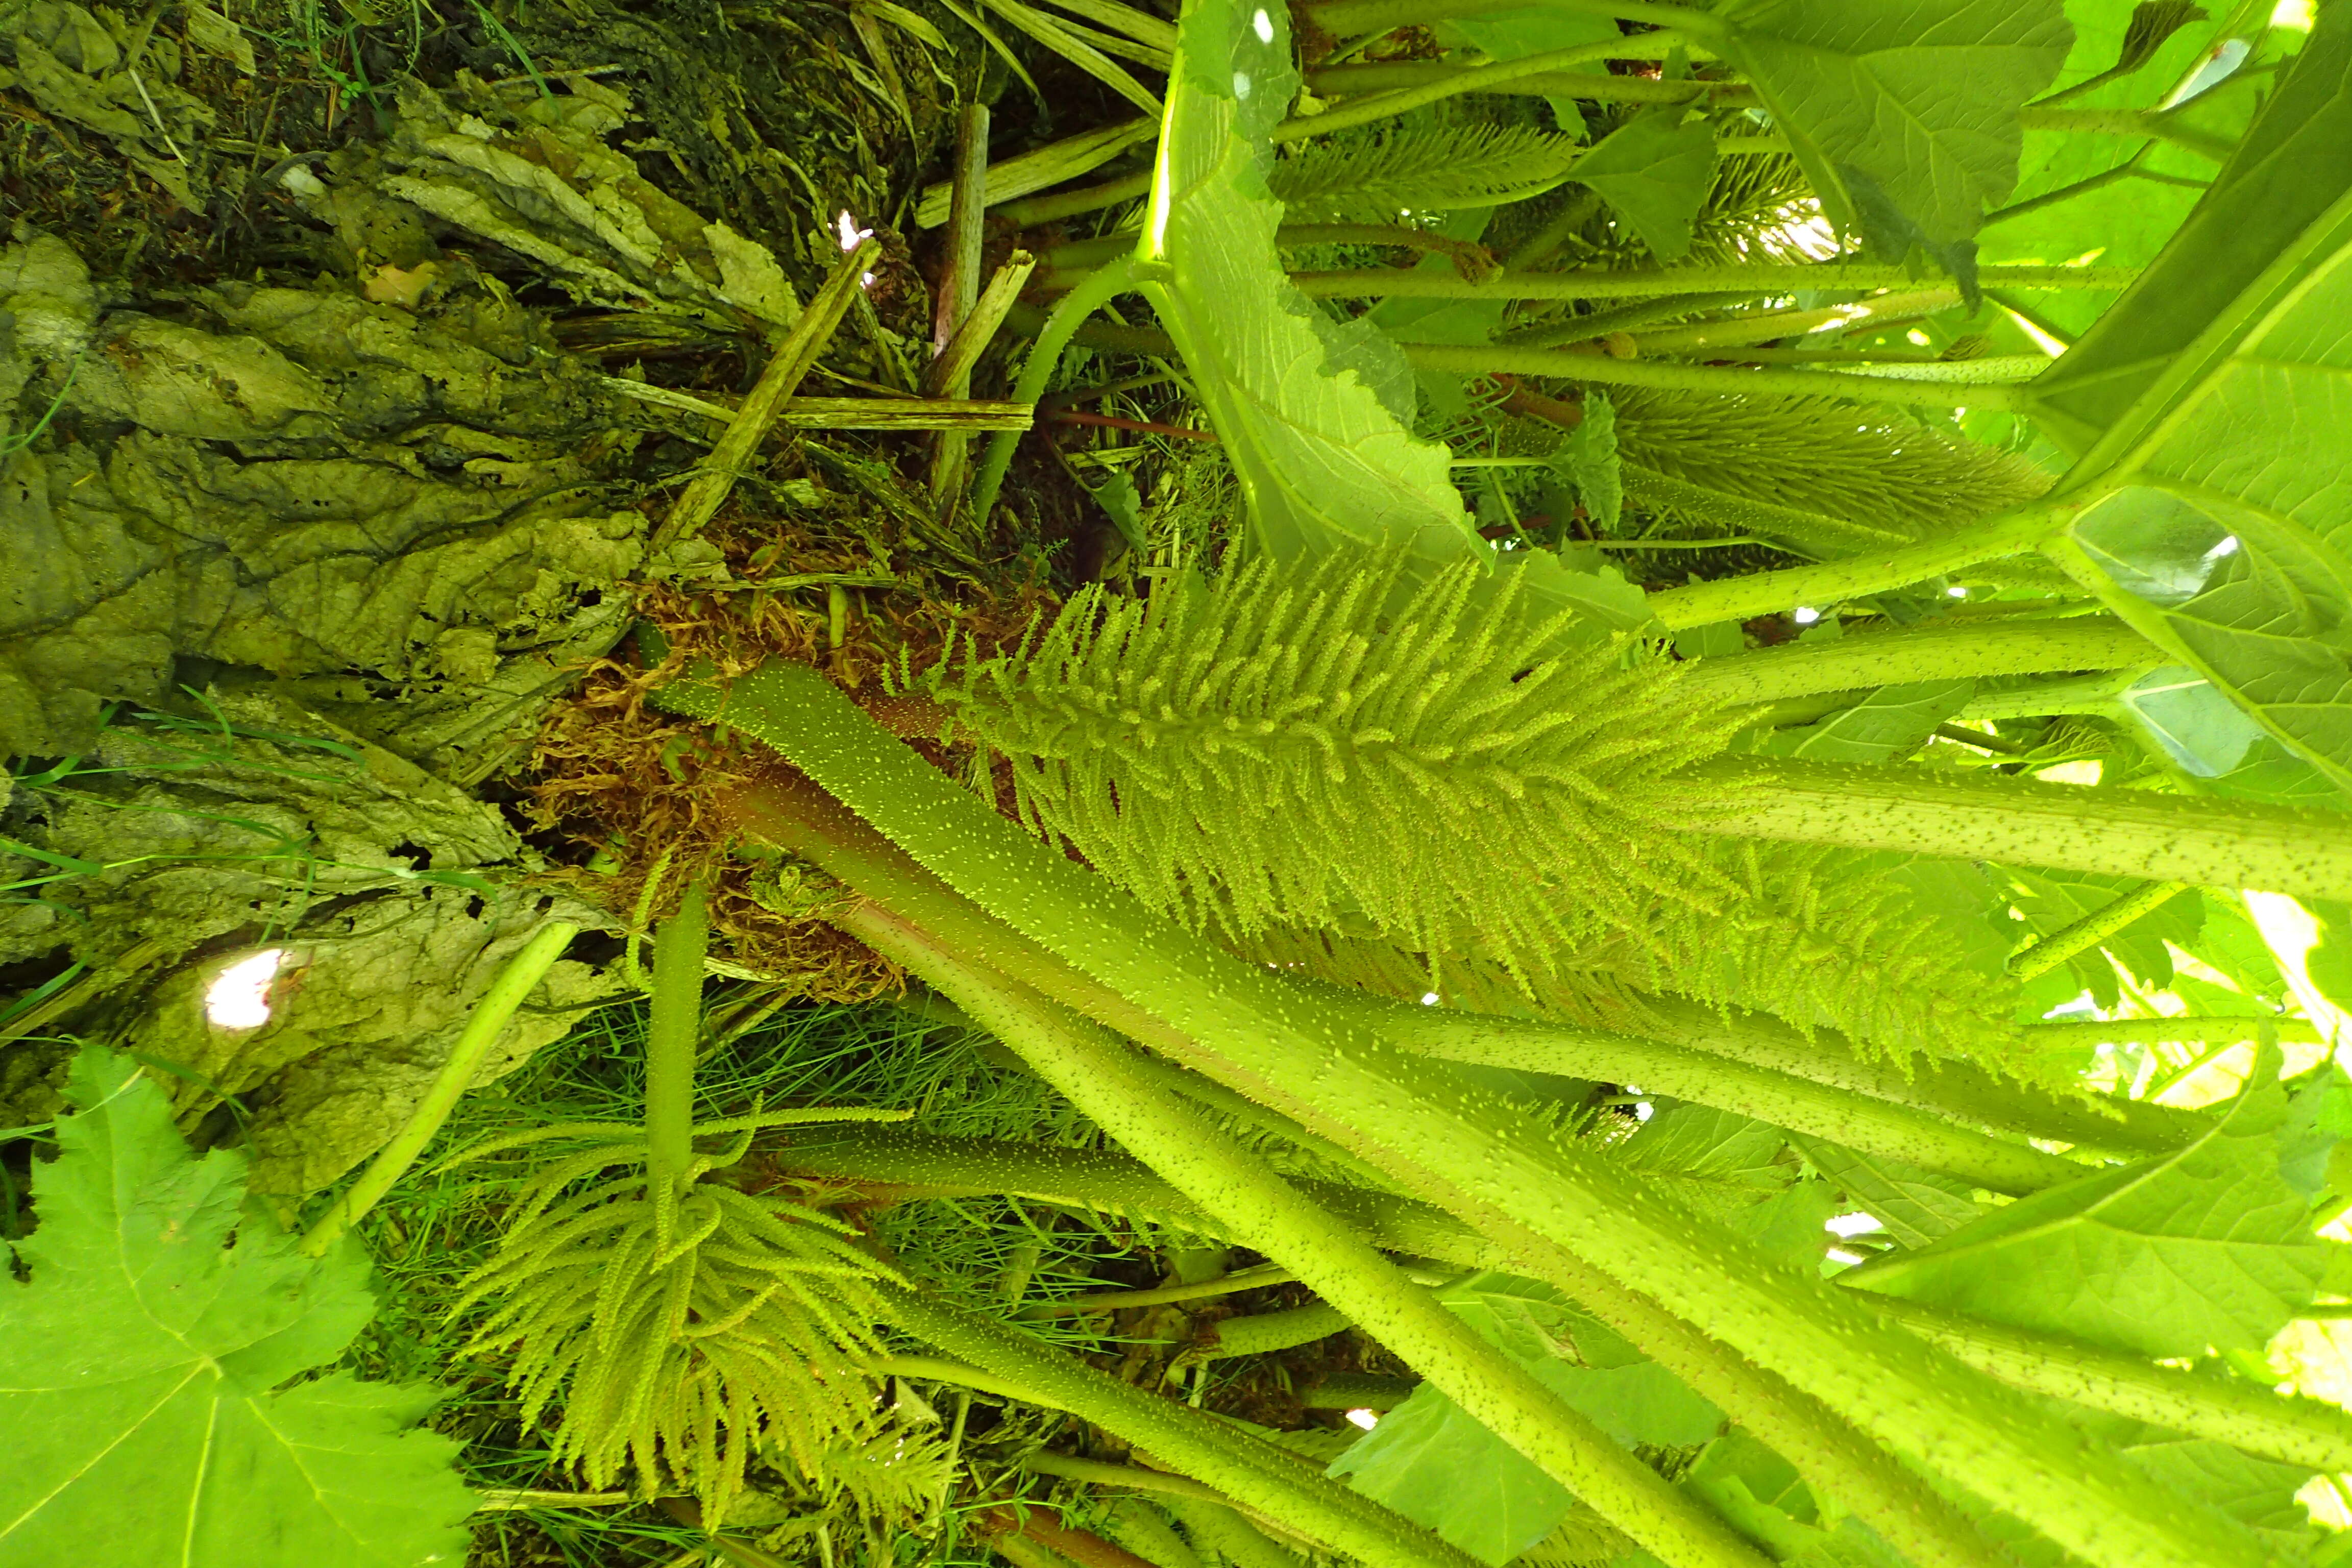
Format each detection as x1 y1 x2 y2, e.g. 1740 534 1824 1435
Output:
1844 1044 2330 1357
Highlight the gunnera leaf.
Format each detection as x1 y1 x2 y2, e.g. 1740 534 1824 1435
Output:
1329 1276 1720 1565
0 232 648 775
0 0 215 209
1715 0 2072 260
1136 0 1477 562
292 75 802 330
0 1044 476 1567
1844 1043 2332 1358
0 690 618 1199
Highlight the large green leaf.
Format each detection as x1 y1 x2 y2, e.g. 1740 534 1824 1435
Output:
0 1046 475 1566
1976 0 2251 338
2027 4 2352 444
1434 7 1619 138
1137 0 1471 560
1610 1105 1793 1218
1715 0 2072 267
2024 4 2352 798
1136 0 1659 634
2118 666 2268 777
1843 1047 2327 1357
1794 1138 1982 1249
1327 1381 1573 1566
1328 1278 1723 1566
1680 1434 1905 1568
1569 111 1719 262
1759 679 1975 763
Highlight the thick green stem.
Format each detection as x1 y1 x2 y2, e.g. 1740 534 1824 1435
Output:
962 992 1396 1184
1307 59 1741 105
1960 669 2145 721
972 258 1135 525
1311 985 2080 1196
771 1125 2015 1568
1678 616 2157 707
1634 995 2207 1155
1017 1265 1297 1319
1306 0 1720 34
864 1354 1057 1407
1272 36 1682 141
1113 1042 1403 1190
998 169 1155 228
876 1284 1488 1568
298 919 578 1257
2018 107 2237 160
677 662 2256 1568
1400 343 2024 413
1302 1373 1420 1410
645 879 708 1205
1190 1303 1355 1363
1500 291 1763 348
918 116 1157 228
1699 756 2352 902
1305 0 1566 33
2027 1016 2324 1050
843 902 1772 1568
1866 1298 2352 1473
771 1124 1510 1270
752 764 2071 1196
1023 1455 1320 1554
2011 882 2191 981
716 773 2029 1568
1286 264 2139 301
1645 506 2071 628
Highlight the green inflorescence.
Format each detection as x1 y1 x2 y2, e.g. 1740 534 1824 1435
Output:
913 549 2020 1068
912 550 1742 981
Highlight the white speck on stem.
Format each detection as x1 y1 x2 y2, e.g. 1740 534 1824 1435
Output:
1345 1408 1380 1430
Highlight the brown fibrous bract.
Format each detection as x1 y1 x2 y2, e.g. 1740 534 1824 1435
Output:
524 509 1056 1000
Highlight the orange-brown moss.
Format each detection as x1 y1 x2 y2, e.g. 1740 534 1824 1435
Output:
522 512 1057 999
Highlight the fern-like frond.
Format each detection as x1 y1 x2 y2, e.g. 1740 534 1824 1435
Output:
1271 124 1583 222
918 552 1746 981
